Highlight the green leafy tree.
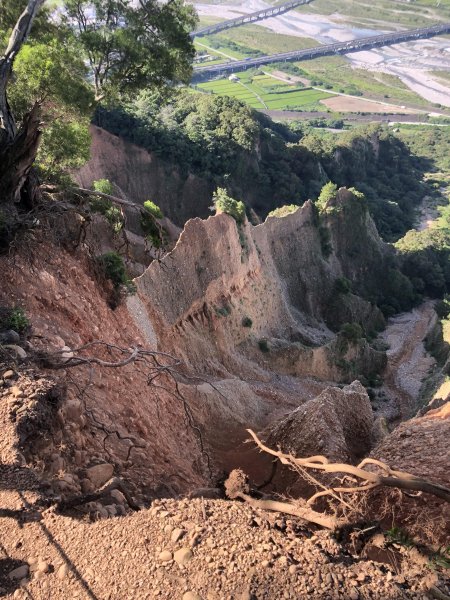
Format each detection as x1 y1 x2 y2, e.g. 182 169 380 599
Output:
213 188 246 224
64 0 198 100
316 182 338 211
0 0 198 242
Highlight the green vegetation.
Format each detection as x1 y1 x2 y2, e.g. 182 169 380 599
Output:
242 316 253 328
213 188 246 224
90 180 123 233
316 182 338 211
96 251 135 296
334 277 352 295
267 205 299 218
0 0 199 225
141 204 166 249
98 88 439 242
258 338 270 353
205 26 317 55
293 55 436 110
143 201 164 220
296 0 450 30
436 296 450 319
196 70 332 111
0 307 29 333
339 322 363 342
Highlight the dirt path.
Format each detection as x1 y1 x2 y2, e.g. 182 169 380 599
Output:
379 301 437 423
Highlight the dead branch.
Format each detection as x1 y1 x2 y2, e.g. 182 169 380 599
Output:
224 469 340 529
247 430 450 504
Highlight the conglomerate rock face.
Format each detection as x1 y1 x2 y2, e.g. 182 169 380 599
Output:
265 381 374 464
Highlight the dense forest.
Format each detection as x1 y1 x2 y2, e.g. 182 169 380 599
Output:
95 90 431 241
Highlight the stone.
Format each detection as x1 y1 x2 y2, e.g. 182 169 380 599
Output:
57 564 69 580
174 547 193 566
86 463 114 489
9 565 29 580
10 386 24 398
171 528 185 543
61 346 74 362
183 593 201 600
158 551 173 562
3 370 15 380
0 331 20 344
4 345 27 359
80 478 94 494
110 489 126 505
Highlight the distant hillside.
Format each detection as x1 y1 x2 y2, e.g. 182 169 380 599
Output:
92 91 431 240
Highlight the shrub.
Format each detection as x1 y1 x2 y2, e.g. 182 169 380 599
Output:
97 252 128 289
258 338 270 353
143 200 163 220
213 188 246 224
436 295 450 319
242 316 253 328
0 307 29 333
334 277 352 295
141 205 166 248
89 196 123 233
339 322 363 342
316 182 338 211
93 179 114 195
267 205 299 218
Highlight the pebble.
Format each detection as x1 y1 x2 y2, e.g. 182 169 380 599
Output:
171 528 185 543
174 547 193 566
182 593 201 600
3 370 15 379
158 551 173 562
57 564 69 580
9 565 29 580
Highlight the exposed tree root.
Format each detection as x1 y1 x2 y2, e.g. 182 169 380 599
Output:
224 431 450 531
247 429 450 503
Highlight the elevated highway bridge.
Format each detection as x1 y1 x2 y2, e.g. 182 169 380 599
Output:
191 0 314 39
193 22 450 78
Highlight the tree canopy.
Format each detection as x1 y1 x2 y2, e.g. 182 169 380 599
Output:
64 0 198 100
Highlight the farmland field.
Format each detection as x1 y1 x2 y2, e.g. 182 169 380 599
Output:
195 71 332 110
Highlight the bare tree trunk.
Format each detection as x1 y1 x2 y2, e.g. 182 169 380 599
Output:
0 0 46 208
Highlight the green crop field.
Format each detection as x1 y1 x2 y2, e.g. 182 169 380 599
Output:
208 24 318 55
195 70 332 110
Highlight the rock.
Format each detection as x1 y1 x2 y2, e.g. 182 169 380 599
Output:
265 381 374 464
183 593 201 600
86 463 114 489
158 551 173 562
0 330 20 344
10 386 24 398
3 369 15 380
9 565 29 580
171 528 185 543
174 547 193 566
110 489 126 505
57 564 69 580
80 478 95 494
4 345 27 359
61 346 74 362
37 561 51 574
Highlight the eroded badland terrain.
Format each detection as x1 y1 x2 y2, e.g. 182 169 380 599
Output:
1 1 450 599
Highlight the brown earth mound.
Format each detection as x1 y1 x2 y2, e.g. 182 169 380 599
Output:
265 381 374 463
